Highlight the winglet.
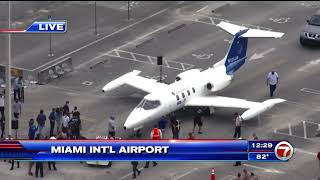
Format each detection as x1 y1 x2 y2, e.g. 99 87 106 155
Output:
102 70 141 92
217 21 284 38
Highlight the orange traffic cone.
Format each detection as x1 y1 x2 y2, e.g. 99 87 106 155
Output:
211 168 215 180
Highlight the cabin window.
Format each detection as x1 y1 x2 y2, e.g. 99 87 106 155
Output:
182 93 185 98
176 95 180 101
187 90 190 96
192 87 195 93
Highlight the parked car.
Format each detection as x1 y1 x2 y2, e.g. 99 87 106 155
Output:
300 10 320 46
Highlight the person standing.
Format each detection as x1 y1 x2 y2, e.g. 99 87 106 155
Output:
172 119 180 139
34 135 44 177
0 93 4 117
233 112 242 139
63 101 70 116
48 136 57 171
317 151 320 168
145 125 161 168
193 109 203 134
108 116 116 138
36 109 47 139
158 116 167 132
49 108 56 137
13 76 23 101
12 99 22 120
266 71 279 97
28 119 37 176
0 116 4 139
55 107 62 135
62 112 70 138
170 114 177 136
131 161 141 179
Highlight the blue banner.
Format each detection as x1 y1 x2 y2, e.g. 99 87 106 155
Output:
0 140 292 161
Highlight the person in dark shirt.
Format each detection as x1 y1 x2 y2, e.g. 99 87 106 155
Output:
131 161 141 179
0 115 4 138
28 119 38 140
34 135 44 177
36 110 46 139
72 106 80 119
49 108 56 137
63 101 70 116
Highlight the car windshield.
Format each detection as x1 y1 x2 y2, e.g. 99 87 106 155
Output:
310 15 320 26
137 99 161 110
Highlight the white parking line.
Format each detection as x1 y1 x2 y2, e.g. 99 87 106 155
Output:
75 22 175 70
296 148 317 156
118 167 144 180
173 168 199 180
243 164 285 174
301 88 320 95
31 7 169 72
196 5 208 13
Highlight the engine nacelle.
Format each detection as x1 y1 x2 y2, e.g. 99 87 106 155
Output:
206 77 232 92
176 69 201 81
241 99 286 120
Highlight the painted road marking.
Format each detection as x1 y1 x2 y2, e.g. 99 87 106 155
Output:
106 49 194 71
243 164 285 174
30 7 169 72
297 58 320 72
249 48 276 61
196 5 208 13
173 168 199 180
75 22 176 70
82 81 93 86
296 148 317 156
190 13 273 31
118 167 144 180
192 53 213 60
301 88 320 95
269 17 291 24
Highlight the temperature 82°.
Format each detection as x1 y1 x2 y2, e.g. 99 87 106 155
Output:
256 153 270 160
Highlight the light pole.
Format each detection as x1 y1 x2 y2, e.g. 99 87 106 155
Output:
127 1 130 20
48 15 54 57
94 1 97 35
5 0 12 139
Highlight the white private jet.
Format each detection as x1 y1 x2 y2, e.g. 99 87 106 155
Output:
102 22 286 130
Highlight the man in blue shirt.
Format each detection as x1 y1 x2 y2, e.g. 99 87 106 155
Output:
36 109 46 139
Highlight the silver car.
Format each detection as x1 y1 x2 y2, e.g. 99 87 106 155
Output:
300 10 320 45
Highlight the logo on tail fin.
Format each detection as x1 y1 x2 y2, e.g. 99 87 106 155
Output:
225 29 248 75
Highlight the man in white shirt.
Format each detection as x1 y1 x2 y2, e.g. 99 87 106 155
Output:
266 71 279 97
62 113 70 138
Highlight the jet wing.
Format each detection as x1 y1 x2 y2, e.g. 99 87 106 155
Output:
185 96 285 120
102 70 168 94
185 96 260 108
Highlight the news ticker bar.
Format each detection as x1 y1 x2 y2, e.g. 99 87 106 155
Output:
0 140 294 161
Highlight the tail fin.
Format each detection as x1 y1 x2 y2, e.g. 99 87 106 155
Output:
214 22 284 75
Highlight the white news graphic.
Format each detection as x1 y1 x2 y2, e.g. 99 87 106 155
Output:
274 141 294 161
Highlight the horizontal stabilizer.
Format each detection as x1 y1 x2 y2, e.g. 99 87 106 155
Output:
102 70 168 94
217 21 284 38
102 70 141 92
241 98 286 120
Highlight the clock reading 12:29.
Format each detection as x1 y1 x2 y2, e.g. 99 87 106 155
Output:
251 142 273 149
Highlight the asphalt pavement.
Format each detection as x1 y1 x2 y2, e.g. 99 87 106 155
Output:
0 1 320 180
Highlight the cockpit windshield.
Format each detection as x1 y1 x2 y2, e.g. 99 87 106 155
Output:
136 99 161 110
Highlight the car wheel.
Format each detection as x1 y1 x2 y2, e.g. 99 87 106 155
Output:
300 37 306 46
